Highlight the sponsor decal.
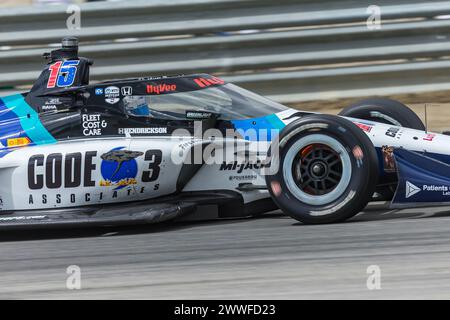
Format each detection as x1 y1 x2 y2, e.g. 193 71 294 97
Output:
229 175 257 181
82 114 107 136
352 145 364 160
48 98 62 105
42 98 62 111
405 181 450 199
193 76 225 88
146 84 177 94
385 127 400 138
354 122 373 133
0 215 47 222
99 148 143 190
423 133 436 141
178 140 197 151
95 88 104 95
423 184 450 192
47 60 80 88
270 181 282 197
352 145 364 168
27 189 146 206
7 137 30 147
121 86 133 96
41 104 57 111
118 127 167 135
381 146 396 172
220 160 270 174
186 111 215 120
105 86 120 104
28 152 97 190
27 149 162 205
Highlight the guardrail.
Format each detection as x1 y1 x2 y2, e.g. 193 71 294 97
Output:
1 0 450 102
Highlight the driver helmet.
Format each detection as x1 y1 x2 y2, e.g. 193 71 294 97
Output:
125 96 151 116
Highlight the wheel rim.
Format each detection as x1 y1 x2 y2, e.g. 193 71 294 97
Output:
282 134 352 207
293 143 342 196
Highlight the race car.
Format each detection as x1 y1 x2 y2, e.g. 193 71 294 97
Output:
0 37 446 229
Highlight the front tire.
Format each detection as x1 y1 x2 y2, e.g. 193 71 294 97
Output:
338 98 425 130
266 114 378 224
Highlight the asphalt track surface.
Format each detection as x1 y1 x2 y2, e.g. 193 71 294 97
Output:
1 203 450 299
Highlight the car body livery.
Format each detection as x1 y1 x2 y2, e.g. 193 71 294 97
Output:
0 38 449 229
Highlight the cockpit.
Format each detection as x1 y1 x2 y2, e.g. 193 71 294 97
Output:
122 83 287 120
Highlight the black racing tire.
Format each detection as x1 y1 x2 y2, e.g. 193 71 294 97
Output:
338 98 425 130
265 114 378 224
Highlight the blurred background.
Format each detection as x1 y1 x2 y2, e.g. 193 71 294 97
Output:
1 0 450 130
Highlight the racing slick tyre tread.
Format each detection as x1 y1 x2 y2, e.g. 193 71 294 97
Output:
266 114 379 224
338 98 425 130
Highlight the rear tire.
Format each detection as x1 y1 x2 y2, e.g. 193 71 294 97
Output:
266 114 378 224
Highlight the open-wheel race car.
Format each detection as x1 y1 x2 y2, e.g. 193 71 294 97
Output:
0 37 447 229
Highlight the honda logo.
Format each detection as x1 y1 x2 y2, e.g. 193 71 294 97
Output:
121 86 132 96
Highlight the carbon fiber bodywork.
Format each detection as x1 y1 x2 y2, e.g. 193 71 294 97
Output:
0 191 262 230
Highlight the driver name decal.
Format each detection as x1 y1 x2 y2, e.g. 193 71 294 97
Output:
118 127 168 135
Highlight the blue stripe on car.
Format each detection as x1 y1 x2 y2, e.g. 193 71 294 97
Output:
231 113 286 141
1 94 56 145
0 97 28 146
